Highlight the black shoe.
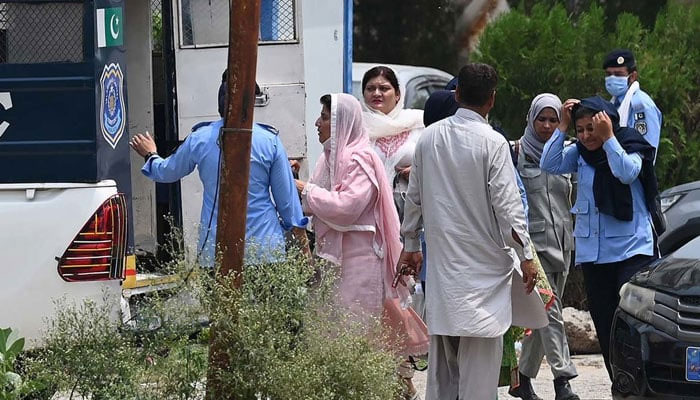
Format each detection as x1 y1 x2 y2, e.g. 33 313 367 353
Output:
554 377 581 400
508 372 543 400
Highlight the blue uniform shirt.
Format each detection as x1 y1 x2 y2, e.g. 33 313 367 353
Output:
613 88 662 150
540 129 654 264
142 119 307 266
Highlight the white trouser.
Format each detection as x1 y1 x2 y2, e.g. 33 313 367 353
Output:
426 335 503 400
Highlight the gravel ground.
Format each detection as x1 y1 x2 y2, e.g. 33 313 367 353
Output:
412 354 613 400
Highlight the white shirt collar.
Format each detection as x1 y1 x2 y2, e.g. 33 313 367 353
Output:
455 107 488 124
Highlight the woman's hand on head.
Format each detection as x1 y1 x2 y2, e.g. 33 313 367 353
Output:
592 111 614 142
558 99 579 134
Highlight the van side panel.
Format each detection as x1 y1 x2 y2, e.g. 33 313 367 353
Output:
0 183 122 347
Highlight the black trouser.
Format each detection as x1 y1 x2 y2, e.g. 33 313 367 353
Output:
581 254 656 379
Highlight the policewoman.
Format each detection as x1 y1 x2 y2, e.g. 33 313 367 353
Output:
129 70 308 267
603 49 662 152
540 96 661 382
511 94 580 400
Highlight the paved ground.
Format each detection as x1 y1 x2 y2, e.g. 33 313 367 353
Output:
413 354 613 400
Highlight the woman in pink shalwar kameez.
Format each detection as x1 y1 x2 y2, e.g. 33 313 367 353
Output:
297 93 428 399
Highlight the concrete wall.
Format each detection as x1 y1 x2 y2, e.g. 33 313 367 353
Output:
301 0 345 174
125 0 156 253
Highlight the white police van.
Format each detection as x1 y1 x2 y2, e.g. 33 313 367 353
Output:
0 0 350 347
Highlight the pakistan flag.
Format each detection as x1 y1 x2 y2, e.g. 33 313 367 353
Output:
96 7 123 48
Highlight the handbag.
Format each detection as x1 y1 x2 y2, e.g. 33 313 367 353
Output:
382 297 429 356
392 173 408 223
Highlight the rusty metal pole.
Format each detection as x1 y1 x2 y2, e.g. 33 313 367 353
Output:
206 1 261 399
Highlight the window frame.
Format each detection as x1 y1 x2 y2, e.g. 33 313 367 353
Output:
176 0 298 50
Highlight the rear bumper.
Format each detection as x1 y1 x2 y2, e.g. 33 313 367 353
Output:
611 309 700 399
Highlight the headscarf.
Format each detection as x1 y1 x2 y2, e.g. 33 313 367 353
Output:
362 92 424 184
308 93 407 301
520 93 562 164
423 90 459 127
574 96 660 227
361 98 424 141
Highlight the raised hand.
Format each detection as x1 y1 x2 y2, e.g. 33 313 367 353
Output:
558 98 580 133
592 111 614 142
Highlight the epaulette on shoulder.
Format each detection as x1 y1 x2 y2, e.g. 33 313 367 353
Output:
257 123 279 136
191 120 215 132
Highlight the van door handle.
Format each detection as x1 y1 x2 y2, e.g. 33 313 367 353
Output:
0 92 12 138
255 89 269 107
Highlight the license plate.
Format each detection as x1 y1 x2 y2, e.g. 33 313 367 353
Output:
687 347 700 382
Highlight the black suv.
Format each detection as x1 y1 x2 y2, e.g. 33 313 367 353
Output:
611 235 700 399
659 180 700 256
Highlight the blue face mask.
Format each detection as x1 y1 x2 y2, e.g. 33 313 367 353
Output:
605 75 629 97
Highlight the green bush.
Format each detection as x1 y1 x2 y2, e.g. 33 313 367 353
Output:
23 246 399 400
205 248 400 400
1 328 25 400
473 2 700 189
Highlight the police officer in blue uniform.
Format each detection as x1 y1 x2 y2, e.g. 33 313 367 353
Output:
603 49 662 152
541 96 661 383
129 71 308 267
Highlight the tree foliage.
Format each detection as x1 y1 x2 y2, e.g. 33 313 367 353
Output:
353 0 460 74
473 2 700 189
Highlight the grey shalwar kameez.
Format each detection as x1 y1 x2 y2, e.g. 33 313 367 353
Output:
402 108 547 400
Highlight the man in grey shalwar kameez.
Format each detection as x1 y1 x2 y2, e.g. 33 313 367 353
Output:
398 63 542 400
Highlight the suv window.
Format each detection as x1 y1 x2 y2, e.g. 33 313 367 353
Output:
672 235 700 259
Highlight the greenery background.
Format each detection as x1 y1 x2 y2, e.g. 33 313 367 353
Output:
354 0 699 191
355 0 698 310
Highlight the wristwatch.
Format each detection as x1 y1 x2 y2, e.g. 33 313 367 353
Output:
143 151 158 163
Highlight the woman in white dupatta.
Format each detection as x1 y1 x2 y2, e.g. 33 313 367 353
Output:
361 66 425 190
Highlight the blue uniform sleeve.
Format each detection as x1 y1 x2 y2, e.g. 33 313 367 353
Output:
269 136 308 230
540 129 578 174
141 136 197 183
514 167 529 226
632 94 661 150
602 137 642 184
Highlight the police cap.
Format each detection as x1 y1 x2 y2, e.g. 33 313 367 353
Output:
603 49 636 70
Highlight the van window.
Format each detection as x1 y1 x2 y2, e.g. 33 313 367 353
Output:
180 0 297 48
0 2 84 64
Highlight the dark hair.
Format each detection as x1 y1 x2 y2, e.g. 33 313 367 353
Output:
573 105 597 122
320 94 331 110
361 66 400 94
218 70 261 117
456 63 498 107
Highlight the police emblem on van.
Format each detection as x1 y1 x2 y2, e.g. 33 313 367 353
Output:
100 63 126 149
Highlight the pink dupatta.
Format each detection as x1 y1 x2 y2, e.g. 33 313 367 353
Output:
308 94 428 355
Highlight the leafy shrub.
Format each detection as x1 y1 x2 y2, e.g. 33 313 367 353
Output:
206 247 400 400
1 328 25 400
473 2 700 189
23 246 399 399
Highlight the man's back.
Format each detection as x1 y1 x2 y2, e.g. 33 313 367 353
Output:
417 108 514 263
410 107 528 337
142 120 305 265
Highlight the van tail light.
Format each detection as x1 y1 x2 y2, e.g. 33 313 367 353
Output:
57 194 127 282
